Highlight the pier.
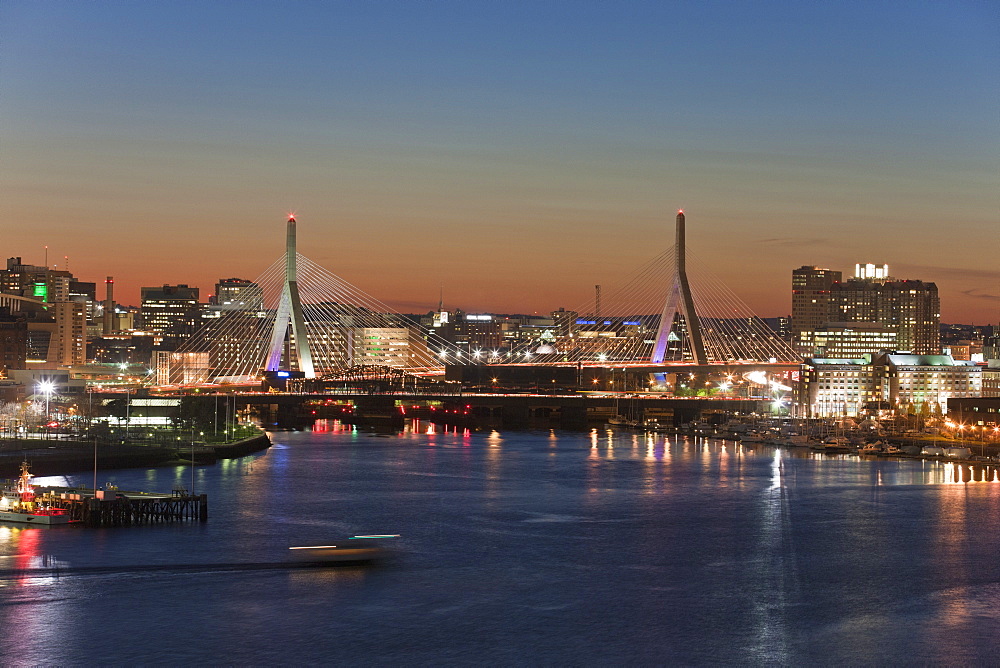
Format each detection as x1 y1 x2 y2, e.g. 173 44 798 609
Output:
34 488 208 527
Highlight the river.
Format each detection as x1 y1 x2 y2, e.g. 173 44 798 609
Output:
3 422 1000 665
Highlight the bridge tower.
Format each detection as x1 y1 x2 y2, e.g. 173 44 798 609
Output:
265 215 316 378
650 210 708 365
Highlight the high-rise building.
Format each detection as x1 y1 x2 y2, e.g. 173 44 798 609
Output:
213 278 263 311
793 264 940 357
831 279 940 354
791 266 842 354
140 284 201 340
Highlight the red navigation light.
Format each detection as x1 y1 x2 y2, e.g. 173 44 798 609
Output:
678 208 684 214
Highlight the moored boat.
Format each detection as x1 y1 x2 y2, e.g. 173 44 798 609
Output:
0 461 71 525
607 415 641 428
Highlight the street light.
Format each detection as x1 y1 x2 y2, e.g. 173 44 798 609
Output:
37 380 55 430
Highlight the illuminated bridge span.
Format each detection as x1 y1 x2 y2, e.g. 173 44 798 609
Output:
162 215 458 386
490 210 797 368
161 212 797 388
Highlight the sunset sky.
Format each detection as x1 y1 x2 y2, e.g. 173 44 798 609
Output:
1 2 997 321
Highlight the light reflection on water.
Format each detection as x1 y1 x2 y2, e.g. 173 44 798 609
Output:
8 428 1000 664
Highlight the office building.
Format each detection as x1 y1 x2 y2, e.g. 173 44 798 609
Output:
213 278 263 311
140 284 201 340
799 352 980 418
796 322 896 359
791 266 842 354
793 263 940 356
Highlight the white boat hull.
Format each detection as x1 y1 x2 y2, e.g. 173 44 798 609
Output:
0 510 71 525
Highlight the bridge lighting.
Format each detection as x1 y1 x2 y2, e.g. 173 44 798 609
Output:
719 382 730 391
473 350 481 359
597 353 607 362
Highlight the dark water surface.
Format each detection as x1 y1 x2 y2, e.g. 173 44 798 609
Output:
3 425 1000 666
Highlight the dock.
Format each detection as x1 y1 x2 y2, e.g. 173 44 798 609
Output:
33 488 208 527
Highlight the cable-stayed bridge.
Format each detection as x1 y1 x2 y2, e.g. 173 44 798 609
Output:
157 213 798 389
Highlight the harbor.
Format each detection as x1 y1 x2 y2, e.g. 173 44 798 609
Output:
5 427 1000 665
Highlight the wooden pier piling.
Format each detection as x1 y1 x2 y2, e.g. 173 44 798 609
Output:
44 491 208 527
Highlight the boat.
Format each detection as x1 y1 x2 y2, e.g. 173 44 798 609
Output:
607 415 641 429
859 442 883 455
0 461 72 525
288 535 398 564
809 436 852 454
641 418 674 433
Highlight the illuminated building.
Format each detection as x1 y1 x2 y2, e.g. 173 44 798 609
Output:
155 351 210 385
796 322 896 359
980 363 1000 397
213 278 263 311
948 397 1000 430
551 308 579 338
798 352 980 417
791 266 842 355
832 279 940 354
873 352 979 414
793 263 940 356
140 284 200 340
349 327 426 367
799 358 874 418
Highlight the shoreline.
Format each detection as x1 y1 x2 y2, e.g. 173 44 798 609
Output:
0 433 271 478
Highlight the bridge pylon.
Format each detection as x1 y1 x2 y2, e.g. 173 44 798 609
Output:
650 210 707 365
265 215 316 378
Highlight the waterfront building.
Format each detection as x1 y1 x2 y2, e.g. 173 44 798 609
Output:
798 358 874 418
798 352 981 417
947 396 1000 430
981 362 1000 398
872 352 980 415
830 278 940 355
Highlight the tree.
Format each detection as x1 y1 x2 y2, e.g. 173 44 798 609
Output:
171 396 220 431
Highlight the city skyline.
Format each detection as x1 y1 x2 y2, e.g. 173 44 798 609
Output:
1 2 997 320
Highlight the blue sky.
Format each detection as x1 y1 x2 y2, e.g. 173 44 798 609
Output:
1 1 997 318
